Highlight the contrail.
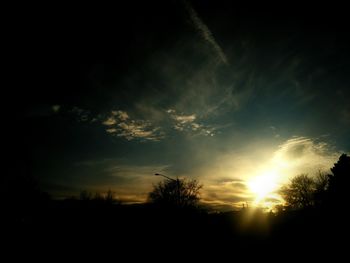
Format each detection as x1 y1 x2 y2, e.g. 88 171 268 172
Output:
184 1 228 65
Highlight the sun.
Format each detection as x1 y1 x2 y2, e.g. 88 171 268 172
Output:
248 170 279 204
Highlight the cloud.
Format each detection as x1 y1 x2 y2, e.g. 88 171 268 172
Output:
199 176 254 210
112 110 129 121
201 189 254 210
173 114 196 124
231 182 248 190
184 1 228 65
168 110 196 131
272 136 341 181
101 110 165 141
102 116 117 126
106 128 117 133
71 103 222 140
103 110 129 126
115 121 164 141
167 109 216 136
69 107 164 141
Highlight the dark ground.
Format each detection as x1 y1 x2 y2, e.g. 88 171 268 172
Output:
2 198 348 260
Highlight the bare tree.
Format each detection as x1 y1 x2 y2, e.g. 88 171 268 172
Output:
314 171 329 192
80 190 92 201
313 171 329 206
280 174 316 209
80 189 121 205
148 178 202 208
104 189 120 205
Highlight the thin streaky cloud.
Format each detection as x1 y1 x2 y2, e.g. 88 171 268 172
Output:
184 0 228 65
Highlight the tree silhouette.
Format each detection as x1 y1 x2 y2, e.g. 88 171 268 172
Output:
280 174 316 209
80 190 92 201
327 153 350 207
79 189 121 205
313 171 329 207
278 154 350 211
148 178 202 208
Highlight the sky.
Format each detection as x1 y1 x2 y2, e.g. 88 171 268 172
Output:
20 1 350 210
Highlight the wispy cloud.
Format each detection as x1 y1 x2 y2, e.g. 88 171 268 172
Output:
272 136 341 179
184 1 228 65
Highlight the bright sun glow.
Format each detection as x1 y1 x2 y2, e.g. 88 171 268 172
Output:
246 154 292 208
248 169 279 205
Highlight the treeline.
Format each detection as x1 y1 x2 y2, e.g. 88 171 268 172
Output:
278 153 350 211
71 189 122 205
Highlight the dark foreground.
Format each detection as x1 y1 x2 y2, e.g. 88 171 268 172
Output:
2 200 348 260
